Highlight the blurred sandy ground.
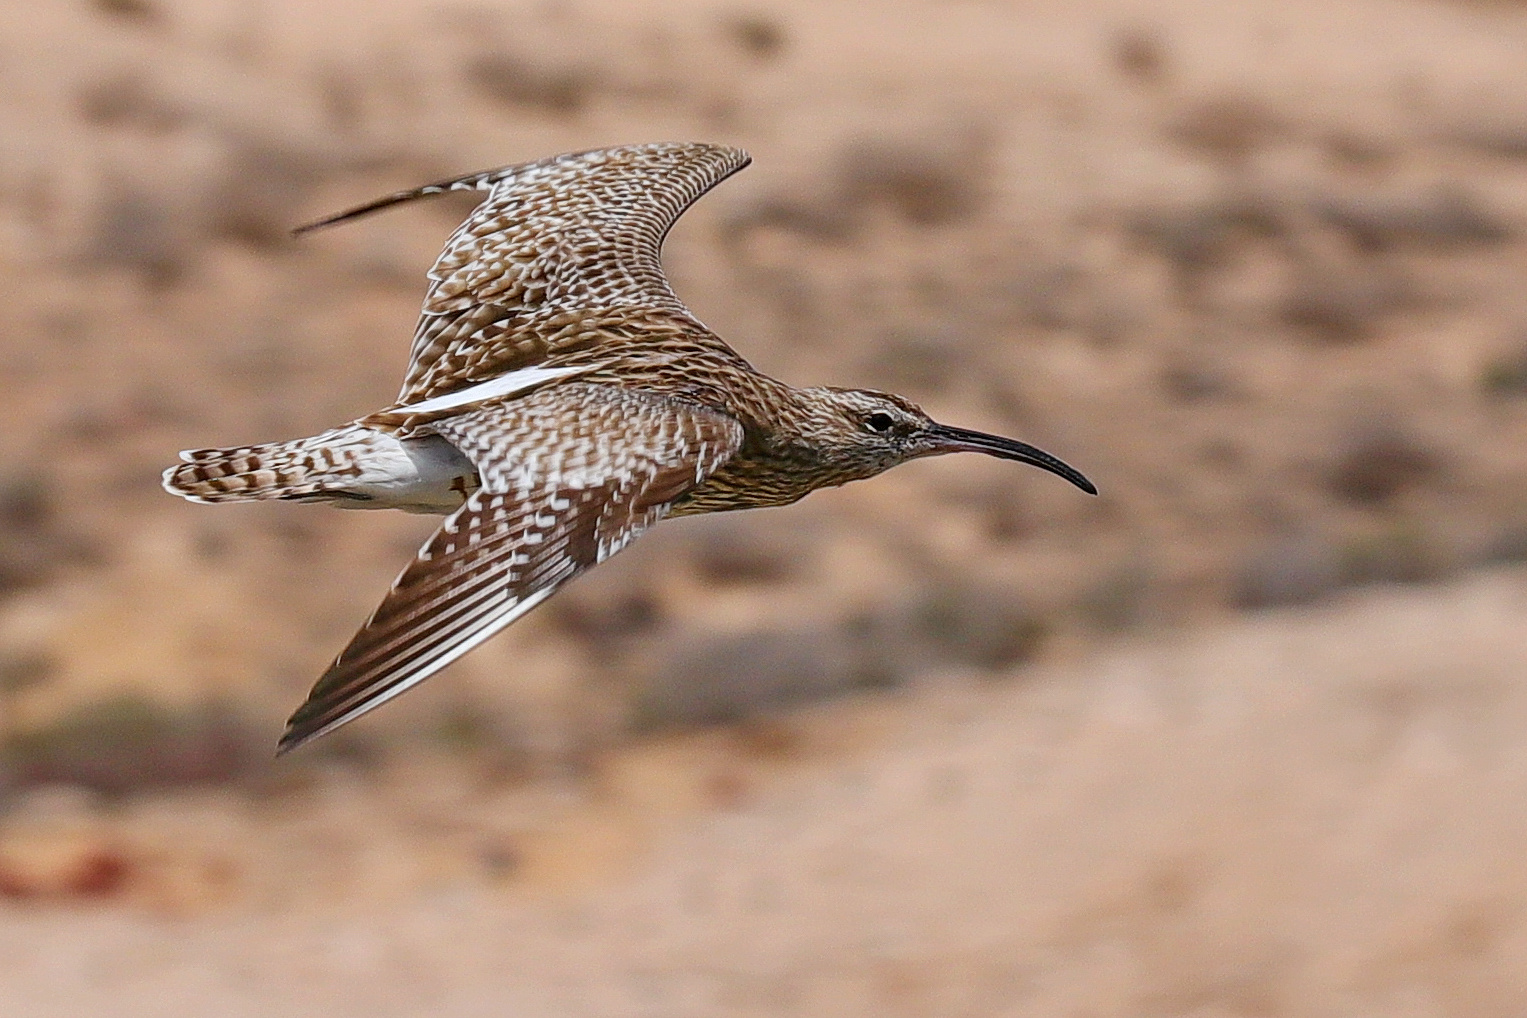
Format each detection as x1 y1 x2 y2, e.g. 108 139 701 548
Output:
4 0 1527 1012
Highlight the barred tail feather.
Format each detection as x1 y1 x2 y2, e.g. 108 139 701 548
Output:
162 427 373 505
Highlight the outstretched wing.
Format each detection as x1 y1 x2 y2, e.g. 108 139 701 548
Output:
277 385 743 754
295 142 751 404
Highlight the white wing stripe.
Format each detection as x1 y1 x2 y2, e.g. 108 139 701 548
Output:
399 364 588 414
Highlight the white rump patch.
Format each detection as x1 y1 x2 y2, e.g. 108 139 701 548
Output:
400 365 587 415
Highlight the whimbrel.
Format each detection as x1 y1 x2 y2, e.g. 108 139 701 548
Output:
162 143 1096 754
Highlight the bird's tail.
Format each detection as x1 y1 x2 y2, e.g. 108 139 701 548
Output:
162 425 380 505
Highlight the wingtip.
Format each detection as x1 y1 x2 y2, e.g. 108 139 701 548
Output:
273 712 304 755
291 207 357 236
289 208 364 237
274 714 327 757
289 185 450 237
273 730 305 757
275 702 336 756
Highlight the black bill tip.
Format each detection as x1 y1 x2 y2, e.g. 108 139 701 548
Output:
927 425 1097 495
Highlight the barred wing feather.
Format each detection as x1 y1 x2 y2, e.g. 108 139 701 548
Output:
277 385 743 753
293 142 751 404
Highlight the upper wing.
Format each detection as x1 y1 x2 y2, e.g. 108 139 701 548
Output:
276 385 744 754
294 142 751 404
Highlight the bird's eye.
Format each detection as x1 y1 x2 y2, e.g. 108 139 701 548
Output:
865 412 895 433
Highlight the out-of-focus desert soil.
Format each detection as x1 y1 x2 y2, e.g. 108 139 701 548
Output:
5 0 1527 1012
6 571 1527 1015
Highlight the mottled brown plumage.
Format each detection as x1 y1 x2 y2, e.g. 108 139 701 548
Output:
162 142 1095 754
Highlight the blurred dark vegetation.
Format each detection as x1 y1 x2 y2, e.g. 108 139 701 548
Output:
2 0 1527 803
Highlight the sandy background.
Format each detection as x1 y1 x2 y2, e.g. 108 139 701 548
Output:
4 0 1527 1013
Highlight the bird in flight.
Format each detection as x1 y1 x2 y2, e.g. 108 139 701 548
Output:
163 142 1095 754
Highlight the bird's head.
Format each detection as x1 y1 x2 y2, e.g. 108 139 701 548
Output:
801 387 1097 494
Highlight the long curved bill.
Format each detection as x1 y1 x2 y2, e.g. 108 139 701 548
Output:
925 424 1097 495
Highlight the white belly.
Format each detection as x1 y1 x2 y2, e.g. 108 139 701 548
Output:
340 433 479 513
